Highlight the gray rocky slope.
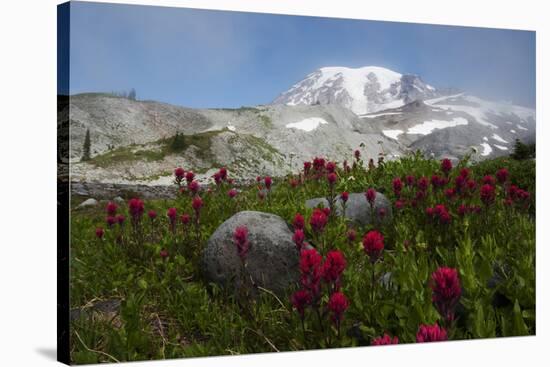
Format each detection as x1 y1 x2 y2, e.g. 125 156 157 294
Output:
66 93 401 185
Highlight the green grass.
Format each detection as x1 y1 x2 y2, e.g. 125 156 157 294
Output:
88 130 282 172
89 130 225 168
70 152 535 363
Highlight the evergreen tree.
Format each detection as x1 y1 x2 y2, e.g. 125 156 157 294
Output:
511 138 534 160
170 132 186 152
82 129 91 161
128 88 137 101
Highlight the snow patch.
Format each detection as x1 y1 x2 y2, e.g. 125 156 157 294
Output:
510 129 516 134
383 130 404 140
483 136 488 141
480 143 493 156
407 117 468 135
494 145 508 151
285 117 328 132
227 123 236 132
517 125 528 131
491 134 508 144
361 112 403 119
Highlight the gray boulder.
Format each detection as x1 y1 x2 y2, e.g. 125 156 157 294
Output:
76 198 98 209
113 196 125 204
305 192 392 226
202 211 299 295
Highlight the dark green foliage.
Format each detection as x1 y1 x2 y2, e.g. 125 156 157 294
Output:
511 139 535 160
169 132 186 153
81 129 91 161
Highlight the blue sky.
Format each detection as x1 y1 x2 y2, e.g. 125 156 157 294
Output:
65 1 536 108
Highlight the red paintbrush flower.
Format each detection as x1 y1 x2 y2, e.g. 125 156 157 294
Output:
363 230 384 263
106 201 118 216
192 196 203 216
293 213 305 230
228 188 238 198
347 229 356 243
496 168 509 184
392 177 403 196
459 168 470 178
431 267 461 322
213 172 222 185
341 191 349 203
416 323 448 342
326 161 337 173
293 229 305 250
466 179 477 192
457 204 468 217
482 175 496 186
365 188 376 206
480 184 496 205
128 198 144 222
328 292 349 324
371 334 399 346
167 207 177 232
431 175 446 189
299 248 323 297
291 289 311 318
310 208 328 233
218 167 228 181
95 227 104 239
233 226 250 260
174 167 185 183
417 176 429 191
303 161 312 175
264 176 272 190
147 210 157 220
116 214 125 225
313 157 326 172
441 158 453 174
185 171 195 184
180 213 190 225
188 180 200 195
354 149 361 161
322 250 346 286
106 216 116 227
327 172 337 186
395 199 405 210
445 188 456 199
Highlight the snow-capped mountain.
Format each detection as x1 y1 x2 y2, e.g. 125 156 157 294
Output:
272 66 438 115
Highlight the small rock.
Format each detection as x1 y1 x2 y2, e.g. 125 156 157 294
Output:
202 211 299 295
77 198 98 209
306 192 392 226
113 196 125 204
